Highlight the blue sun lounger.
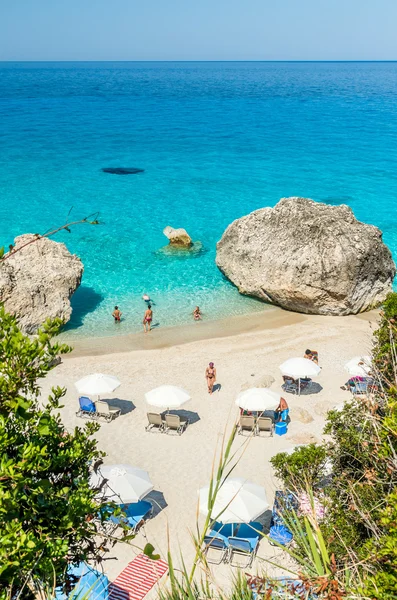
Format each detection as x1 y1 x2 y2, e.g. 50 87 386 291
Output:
55 562 109 600
110 500 153 532
269 490 296 546
228 522 262 567
202 535 229 564
76 396 98 419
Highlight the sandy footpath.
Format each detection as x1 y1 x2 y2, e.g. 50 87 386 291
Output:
41 308 377 589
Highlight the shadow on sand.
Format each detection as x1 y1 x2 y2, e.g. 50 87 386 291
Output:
106 398 135 415
164 409 201 425
146 490 168 517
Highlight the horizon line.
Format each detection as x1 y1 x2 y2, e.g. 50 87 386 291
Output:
1 59 397 63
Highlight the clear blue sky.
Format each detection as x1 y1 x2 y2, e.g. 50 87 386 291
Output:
0 0 396 61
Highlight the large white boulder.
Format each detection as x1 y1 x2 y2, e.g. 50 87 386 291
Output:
0 235 83 333
216 197 395 315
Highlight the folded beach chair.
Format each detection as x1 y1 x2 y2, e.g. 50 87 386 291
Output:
202 535 229 564
164 413 189 435
237 415 256 436
269 523 293 546
228 522 262 567
282 378 298 394
272 490 298 523
145 412 165 432
268 490 297 546
256 416 273 436
76 396 98 420
110 500 153 533
95 400 121 422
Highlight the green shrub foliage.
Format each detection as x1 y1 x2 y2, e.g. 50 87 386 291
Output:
0 308 107 598
270 294 397 599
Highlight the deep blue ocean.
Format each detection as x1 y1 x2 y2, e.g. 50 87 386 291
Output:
0 62 396 336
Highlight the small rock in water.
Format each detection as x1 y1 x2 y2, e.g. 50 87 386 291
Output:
101 167 144 175
163 226 193 248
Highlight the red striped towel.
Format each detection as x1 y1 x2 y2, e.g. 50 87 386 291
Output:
109 553 168 600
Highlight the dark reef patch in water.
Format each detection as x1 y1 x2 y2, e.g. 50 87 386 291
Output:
101 167 144 175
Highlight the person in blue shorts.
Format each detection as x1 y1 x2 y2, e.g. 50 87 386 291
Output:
275 397 289 422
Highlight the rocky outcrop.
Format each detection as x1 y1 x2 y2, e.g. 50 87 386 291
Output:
216 197 396 316
163 226 193 248
0 235 83 333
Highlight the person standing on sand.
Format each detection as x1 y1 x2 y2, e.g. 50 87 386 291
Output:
112 306 122 323
205 362 216 395
143 304 153 333
275 397 289 422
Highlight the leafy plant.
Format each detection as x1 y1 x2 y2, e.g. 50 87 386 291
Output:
269 293 397 599
270 444 327 489
0 308 116 598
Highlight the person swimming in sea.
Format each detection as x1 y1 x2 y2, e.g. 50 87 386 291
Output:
143 304 153 333
112 306 122 323
142 293 150 303
193 306 202 321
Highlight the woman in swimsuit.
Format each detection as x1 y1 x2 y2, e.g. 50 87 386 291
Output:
193 306 202 321
143 304 153 333
205 362 216 395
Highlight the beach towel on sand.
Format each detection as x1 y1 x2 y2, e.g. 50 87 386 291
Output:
109 554 168 600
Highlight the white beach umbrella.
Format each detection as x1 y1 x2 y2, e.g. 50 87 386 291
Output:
279 357 321 380
144 385 191 409
75 373 121 397
235 388 280 412
344 356 372 377
198 477 269 524
91 464 153 504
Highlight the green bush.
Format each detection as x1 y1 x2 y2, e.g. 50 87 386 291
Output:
0 309 109 598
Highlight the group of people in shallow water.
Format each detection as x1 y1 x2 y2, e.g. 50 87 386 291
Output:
111 294 203 333
112 303 153 333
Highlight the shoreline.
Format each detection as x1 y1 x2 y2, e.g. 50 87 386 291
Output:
62 305 378 358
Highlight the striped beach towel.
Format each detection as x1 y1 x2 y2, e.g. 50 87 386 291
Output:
109 554 168 600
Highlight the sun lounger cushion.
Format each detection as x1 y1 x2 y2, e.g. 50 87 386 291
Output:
79 396 96 412
228 537 252 555
232 522 261 551
203 535 227 550
209 522 235 544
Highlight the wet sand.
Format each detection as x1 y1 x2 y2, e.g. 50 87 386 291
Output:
63 306 307 357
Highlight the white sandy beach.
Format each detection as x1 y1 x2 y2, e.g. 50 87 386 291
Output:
41 308 377 591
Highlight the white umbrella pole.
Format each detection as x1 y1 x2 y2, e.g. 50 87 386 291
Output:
298 379 301 396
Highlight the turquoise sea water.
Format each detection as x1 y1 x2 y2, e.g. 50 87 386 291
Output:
0 62 397 337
